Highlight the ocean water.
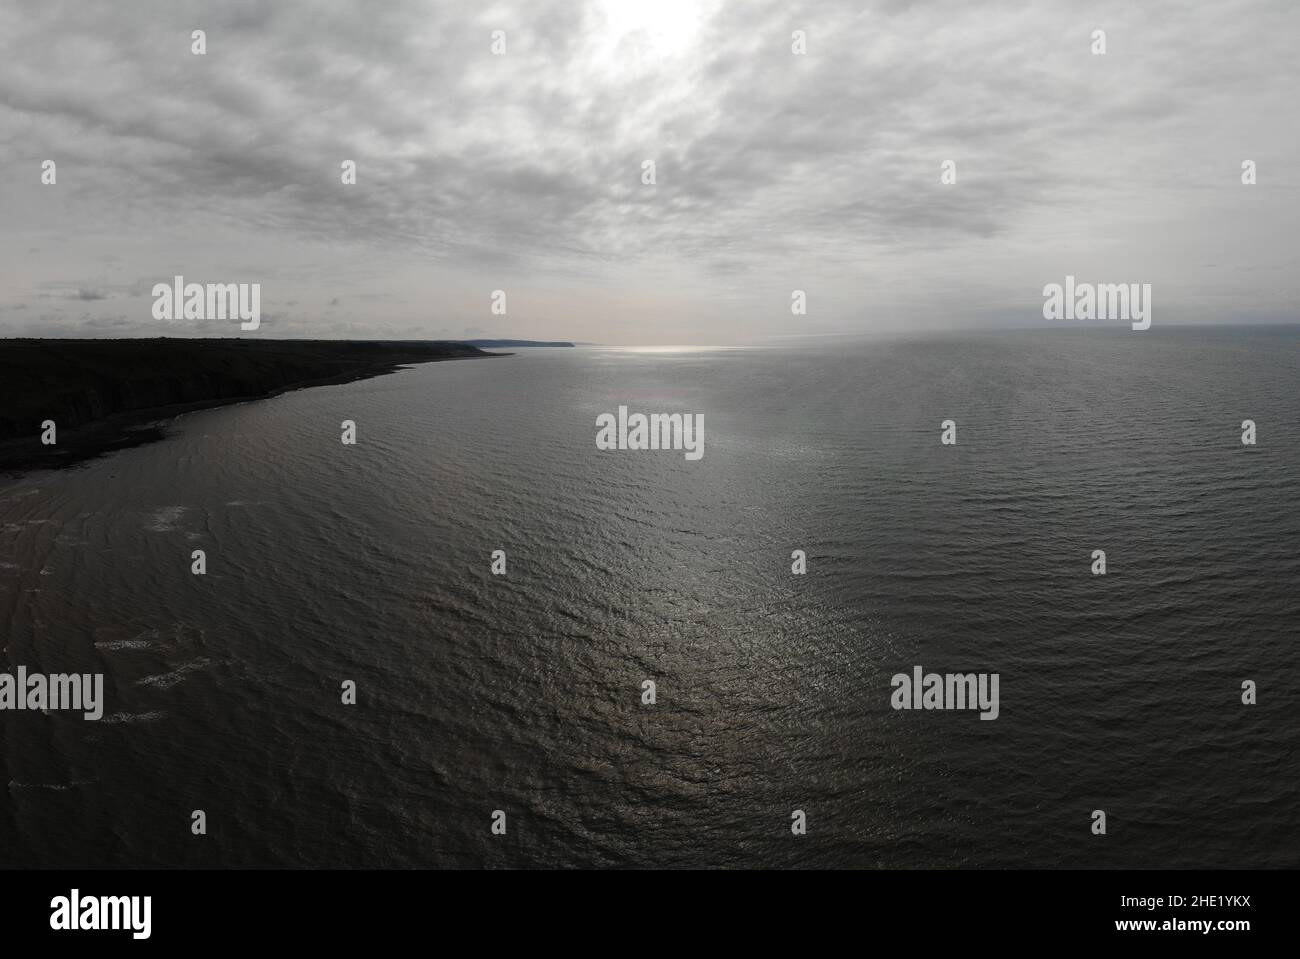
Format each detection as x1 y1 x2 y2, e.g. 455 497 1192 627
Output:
1 327 1297 868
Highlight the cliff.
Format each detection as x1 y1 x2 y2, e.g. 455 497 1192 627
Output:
0 338 499 469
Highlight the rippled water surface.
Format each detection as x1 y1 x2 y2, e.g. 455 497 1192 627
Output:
2 328 1297 867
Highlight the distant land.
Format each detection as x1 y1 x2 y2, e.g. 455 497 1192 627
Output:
464 339 575 348
0 338 499 471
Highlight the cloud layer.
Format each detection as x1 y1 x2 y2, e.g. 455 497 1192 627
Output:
1 0 1296 342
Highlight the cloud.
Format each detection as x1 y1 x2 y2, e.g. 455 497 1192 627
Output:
0 0 1296 342
31 283 113 301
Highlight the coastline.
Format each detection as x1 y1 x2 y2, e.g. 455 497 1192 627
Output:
0 338 506 474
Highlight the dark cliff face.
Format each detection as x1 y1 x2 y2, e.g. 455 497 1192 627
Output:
0 338 494 443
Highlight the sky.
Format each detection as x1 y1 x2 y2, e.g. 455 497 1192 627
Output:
0 0 1296 344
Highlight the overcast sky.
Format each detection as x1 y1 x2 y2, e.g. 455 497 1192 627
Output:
1 0 1296 344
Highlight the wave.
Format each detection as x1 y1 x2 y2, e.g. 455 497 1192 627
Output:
8 779 96 791
134 657 213 689
100 710 167 725
94 639 156 651
144 505 189 532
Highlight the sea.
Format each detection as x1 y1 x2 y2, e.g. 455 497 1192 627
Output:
1 326 1297 868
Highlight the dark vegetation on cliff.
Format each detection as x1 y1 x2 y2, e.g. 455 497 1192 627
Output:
0 338 498 469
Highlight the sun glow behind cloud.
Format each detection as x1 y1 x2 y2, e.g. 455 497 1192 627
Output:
593 0 711 61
